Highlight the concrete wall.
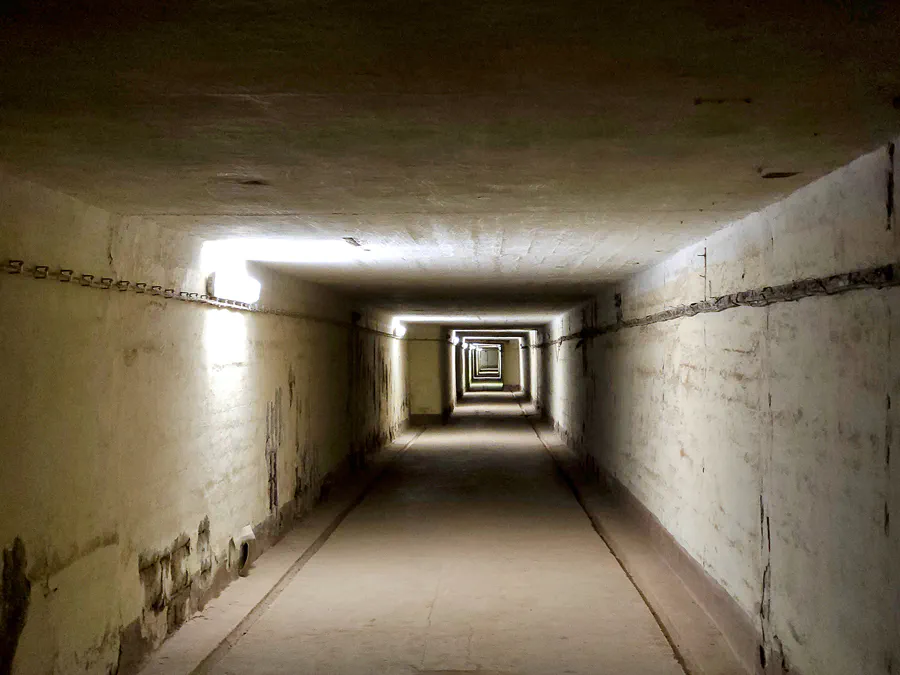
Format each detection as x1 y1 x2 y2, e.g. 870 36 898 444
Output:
407 324 444 419
501 339 521 389
535 328 550 415
528 330 541 404
454 342 465 402
475 346 500 372
447 335 458 413
454 331 536 399
0 170 409 675
541 140 900 675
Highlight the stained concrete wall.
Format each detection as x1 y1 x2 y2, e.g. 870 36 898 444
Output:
457 329 541 399
528 330 541 404
447 335 458 413
454 331 536 399
455 342 465 402
0 170 409 675
541 140 900 675
407 324 445 419
501 339 521 389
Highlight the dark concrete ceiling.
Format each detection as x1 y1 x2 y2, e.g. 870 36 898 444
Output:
2 0 899 317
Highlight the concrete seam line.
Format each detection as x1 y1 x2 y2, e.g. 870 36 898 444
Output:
538 262 898 347
189 428 426 675
514 402 691 675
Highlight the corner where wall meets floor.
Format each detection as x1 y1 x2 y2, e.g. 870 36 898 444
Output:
539 139 900 675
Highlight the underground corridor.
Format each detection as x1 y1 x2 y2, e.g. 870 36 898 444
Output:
203 393 684 675
1 2 899 675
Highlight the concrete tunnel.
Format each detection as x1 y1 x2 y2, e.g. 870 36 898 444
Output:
0 1 898 674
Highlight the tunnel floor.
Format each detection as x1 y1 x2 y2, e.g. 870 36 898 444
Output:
209 393 683 674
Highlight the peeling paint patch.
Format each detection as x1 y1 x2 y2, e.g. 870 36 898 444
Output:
137 533 192 632
198 517 212 575
123 524 239 673
1 537 31 675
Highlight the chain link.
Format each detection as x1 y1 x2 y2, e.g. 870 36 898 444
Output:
2 258 398 338
3 258 267 311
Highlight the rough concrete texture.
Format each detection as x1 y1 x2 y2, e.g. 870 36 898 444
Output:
500 339 521 389
1 2 900 670
407 325 446 417
452 330 538 401
446 338 458 415
462 337 522 390
135 428 421 675
0 173 409 674
530 421 747 675
206 396 683 675
3 1 900 316
540 139 900 675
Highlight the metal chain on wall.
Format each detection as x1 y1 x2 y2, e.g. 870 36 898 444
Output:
540 262 899 348
2 258 397 339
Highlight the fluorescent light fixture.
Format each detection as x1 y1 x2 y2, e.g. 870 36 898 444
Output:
391 313 556 325
391 318 407 338
202 238 390 267
207 270 261 304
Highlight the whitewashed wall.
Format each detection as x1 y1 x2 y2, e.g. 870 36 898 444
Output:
0 171 409 674
542 140 900 675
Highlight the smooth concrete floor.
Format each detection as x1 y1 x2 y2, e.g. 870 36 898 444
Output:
210 394 684 675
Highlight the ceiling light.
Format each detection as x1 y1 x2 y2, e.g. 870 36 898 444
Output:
390 313 556 325
202 238 384 268
391 319 407 338
207 270 261 304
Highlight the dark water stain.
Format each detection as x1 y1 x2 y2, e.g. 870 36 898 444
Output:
888 142 895 230
266 387 283 513
1 537 31 675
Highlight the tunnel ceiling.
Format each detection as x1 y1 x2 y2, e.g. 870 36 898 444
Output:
2 0 900 315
